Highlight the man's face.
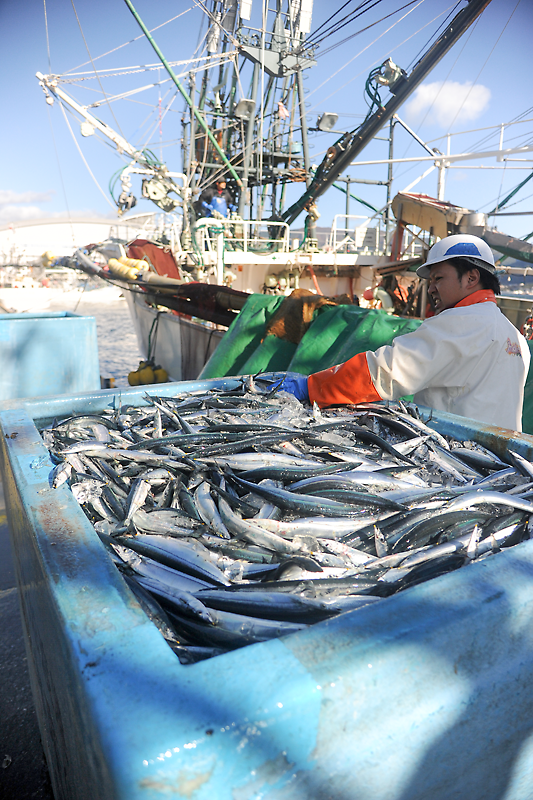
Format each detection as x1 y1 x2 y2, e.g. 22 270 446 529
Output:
217 181 226 190
427 261 479 313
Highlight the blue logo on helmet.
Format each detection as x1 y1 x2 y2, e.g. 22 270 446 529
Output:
444 242 481 257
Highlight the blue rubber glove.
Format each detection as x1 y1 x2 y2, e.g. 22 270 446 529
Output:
278 372 309 403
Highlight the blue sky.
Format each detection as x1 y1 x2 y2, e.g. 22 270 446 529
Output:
1 0 532 238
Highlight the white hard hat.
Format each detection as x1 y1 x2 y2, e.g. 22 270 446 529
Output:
417 234 496 279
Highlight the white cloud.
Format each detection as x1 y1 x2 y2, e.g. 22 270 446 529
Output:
0 190 54 206
0 205 114 225
0 189 57 224
0 205 51 224
404 81 491 128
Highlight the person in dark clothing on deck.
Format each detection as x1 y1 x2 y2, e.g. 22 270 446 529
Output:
199 179 236 218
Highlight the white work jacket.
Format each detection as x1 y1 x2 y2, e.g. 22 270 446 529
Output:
367 297 530 431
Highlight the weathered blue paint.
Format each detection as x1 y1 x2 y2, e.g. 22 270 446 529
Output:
3 381 533 800
0 311 100 400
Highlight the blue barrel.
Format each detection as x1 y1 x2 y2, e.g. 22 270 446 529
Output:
1 380 533 800
0 311 100 400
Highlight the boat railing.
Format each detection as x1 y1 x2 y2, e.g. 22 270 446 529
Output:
328 215 386 255
193 218 291 255
328 215 427 258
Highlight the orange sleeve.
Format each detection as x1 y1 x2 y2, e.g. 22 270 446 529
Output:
307 352 382 408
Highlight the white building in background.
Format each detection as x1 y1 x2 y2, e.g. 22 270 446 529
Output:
0 213 173 266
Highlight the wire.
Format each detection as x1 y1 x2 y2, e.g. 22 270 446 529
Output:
45 106 77 248
59 103 118 211
305 0 370 43
43 0 52 73
305 0 428 109
392 13 480 171
70 0 126 138
315 0 423 59
63 7 196 74
60 52 237 82
306 0 385 49
191 0 239 48
489 171 533 215
445 0 521 134
406 1 461 71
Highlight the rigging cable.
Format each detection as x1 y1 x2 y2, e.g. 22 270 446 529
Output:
45 106 77 247
438 0 523 210
305 0 385 49
139 93 180 162
191 0 239 48
305 0 427 107
257 0 267 221
305 0 374 43
42 1 77 246
70 0 127 139
43 0 52 73
488 171 533 215
59 103 118 211
445 0 521 135
405 1 462 71
390 13 481 182
60 52 237 82
63 7 196 74
315 0 422 58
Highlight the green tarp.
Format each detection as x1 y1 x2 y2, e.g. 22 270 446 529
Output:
199 295 284 379
521 341 533 435
288 305 421 374
199 296 421 379
199 294 533 433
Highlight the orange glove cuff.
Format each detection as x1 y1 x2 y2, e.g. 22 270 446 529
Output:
308 352 382 408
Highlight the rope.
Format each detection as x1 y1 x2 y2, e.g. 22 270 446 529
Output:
316 0 421 58
45 106 77 248
60 53 237 82
59 103 117 211
70 0 126 138
489 171 533 215
203 327 219 365
147 311 163 361
43 0 52 72
445 0 521 134
304 0 426 106
63 7 196 74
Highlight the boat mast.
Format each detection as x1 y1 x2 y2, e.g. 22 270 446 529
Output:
282 0 493 226
187 0 317 220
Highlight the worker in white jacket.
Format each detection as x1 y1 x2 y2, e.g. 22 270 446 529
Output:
280 234 530 431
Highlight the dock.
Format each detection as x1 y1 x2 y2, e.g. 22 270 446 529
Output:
0 478 53 799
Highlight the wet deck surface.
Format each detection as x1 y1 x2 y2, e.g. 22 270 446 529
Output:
0 480 54 799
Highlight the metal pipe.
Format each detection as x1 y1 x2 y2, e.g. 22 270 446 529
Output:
239 62 260 217
437 162 446 201
385 118 394 254
296 69 311 188
393 114 439 159
350 144 533 167
282 0 494 225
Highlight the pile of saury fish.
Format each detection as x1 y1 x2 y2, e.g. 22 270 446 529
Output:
43 379 533 663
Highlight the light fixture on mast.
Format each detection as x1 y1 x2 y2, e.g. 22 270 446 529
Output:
234 99 255 119
317 113 339 132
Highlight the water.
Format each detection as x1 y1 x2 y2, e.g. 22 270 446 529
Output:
47 284 143 388
500 273 533 300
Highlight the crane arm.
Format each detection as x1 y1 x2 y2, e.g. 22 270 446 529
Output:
36 72 142 160
282 0 493 226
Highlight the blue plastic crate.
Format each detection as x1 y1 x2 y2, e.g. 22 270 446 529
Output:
2 379 533 800
0 311 100 400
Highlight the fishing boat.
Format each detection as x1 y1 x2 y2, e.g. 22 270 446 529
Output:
36 0 533 381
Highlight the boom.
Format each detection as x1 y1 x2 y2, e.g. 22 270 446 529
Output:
282 0 493 225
